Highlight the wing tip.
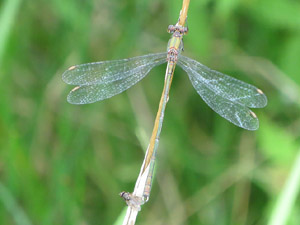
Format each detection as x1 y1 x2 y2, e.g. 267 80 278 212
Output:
246 124 259 131
256 88 264 95
243 112 259 131
67 95 85 105
71 86 80 92
68 65 76 71
250 111 257 119
240 122 259 131
67 86 85 105
62 65 77 84
258 89 268 107
66 87 100 105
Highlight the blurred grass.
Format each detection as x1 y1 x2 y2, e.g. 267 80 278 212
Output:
0 0 21 70
0 0 300 224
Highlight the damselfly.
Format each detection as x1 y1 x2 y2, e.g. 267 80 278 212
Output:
62 23 267 202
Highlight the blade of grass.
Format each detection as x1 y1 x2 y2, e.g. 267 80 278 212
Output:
0 0 21 73
267 149 300 225
0 182 33 225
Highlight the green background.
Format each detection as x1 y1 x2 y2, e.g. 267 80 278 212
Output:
1 0 300 224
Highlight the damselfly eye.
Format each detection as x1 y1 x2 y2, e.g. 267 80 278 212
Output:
167 25 175 33
183 26 188 34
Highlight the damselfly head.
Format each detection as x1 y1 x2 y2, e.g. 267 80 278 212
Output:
167 25 188 35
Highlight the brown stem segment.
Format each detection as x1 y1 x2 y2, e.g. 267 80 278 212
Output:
178 0 190 27
142 62 175 174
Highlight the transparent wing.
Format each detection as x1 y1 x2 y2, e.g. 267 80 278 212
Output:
63 53 167 85
178 55 267 108
64 53 167 104
178 55 267 130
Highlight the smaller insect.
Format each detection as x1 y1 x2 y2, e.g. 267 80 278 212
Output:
119 192 145 211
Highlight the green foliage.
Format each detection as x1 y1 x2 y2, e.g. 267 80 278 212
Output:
0 0 299 224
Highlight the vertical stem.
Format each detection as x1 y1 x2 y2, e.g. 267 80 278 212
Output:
178 0 190 26
121 0 191 224
142 61 175 198
140 0 190 198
